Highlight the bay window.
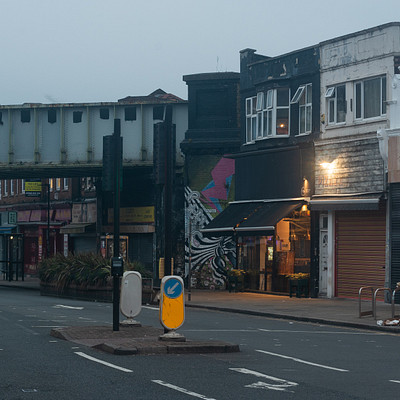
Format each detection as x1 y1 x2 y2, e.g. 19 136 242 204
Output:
246 88 290 143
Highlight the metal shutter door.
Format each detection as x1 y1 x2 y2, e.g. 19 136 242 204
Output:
336 209 386 298
391 184 400 293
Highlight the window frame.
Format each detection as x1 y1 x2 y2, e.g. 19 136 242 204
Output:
48 109 57 124
124 106 137 121
297 84 312 135
354 75 387 121
99 108 110 120
326 84 346 125
73 111 83 123
245 88 291 143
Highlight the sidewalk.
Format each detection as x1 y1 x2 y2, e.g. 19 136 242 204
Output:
1 276 399 333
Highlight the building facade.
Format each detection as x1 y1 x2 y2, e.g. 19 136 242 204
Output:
310 23 398 298
203 46 320 295
181 73 241 289
0 90 188 279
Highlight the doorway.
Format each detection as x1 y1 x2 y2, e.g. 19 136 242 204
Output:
319 214 328 296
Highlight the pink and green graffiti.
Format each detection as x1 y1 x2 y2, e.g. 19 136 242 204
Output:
201 157 235 212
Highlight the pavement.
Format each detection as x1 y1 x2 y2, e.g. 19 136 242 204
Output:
2 276 400 355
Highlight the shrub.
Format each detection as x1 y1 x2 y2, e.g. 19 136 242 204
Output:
39 253 152 291
39 253 110 290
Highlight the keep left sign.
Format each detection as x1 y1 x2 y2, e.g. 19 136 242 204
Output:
160 276 185 331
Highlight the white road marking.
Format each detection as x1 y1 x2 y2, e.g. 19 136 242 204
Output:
53 305 84 310
74 352 133 373
230 368 298 392
258 329 383 335
142 306 159 311
183 329 258 332
152 380 216 400
389 380 400 384
256 349 348 372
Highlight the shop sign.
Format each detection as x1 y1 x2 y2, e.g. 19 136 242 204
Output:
108 206 155 224
72 203 97 223
8 211 17 224
25 179 42 197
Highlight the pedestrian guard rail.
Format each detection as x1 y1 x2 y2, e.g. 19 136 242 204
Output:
359 285 400 320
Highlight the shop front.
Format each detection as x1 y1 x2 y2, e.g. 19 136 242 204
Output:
202 198 311 295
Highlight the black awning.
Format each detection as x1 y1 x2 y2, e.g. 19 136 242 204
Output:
201 201 264 237
201 199 305 237
235 200 304 236
309 196 381 211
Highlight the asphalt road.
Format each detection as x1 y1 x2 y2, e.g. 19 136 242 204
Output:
1 286 400 399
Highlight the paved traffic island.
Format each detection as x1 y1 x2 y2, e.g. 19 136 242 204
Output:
50 325 240 356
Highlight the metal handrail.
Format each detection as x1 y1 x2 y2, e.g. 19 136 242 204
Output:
392 285 400 318
358 286 374 318
373 287 391 320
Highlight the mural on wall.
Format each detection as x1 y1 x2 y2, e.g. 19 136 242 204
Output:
185 157 236 289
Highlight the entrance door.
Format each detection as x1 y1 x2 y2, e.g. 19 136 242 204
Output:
319 214 328 296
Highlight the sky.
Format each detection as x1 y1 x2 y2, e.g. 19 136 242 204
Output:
1 0 399 105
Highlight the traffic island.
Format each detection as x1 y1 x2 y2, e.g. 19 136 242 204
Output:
50 325 240 356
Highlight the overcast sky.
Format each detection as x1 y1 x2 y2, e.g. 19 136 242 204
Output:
1 0 398 105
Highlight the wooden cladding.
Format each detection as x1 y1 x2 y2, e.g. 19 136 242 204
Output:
336 209 386 298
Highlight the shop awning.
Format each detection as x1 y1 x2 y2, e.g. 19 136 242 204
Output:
309 195 382 211
235 200 305 235
60 223 95 234
201 199 305 237
201 201 264 237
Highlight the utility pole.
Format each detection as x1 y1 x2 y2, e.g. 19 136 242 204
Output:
102 119 123 332
112 119 122 331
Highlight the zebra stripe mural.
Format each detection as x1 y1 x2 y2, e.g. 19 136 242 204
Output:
184 188 236 289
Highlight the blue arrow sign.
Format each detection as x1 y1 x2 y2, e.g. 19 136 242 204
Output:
163 277 183 299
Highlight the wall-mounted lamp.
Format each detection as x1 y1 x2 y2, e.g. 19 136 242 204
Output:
320 161 336 173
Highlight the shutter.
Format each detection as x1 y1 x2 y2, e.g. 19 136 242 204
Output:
391 184 400 295
73 237 96 254
336 208 386 298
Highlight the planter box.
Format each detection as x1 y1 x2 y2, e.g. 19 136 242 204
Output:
289 278 309 298
227 276 244 293
40 282 113 302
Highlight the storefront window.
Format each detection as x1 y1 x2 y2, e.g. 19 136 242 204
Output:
238 207 311 294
